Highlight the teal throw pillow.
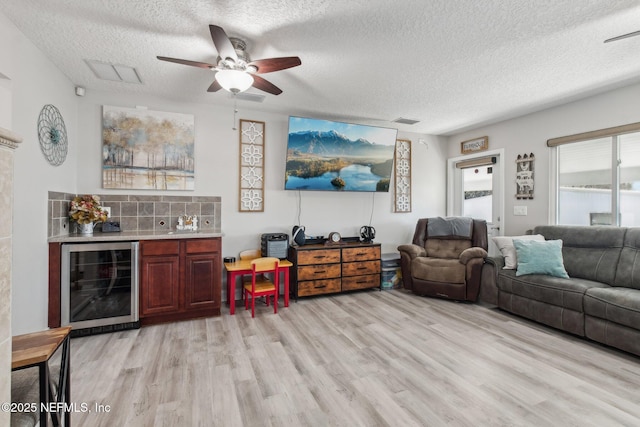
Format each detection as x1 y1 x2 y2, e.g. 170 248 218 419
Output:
513 238 569 278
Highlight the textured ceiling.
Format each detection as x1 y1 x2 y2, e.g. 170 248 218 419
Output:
3 0 640 135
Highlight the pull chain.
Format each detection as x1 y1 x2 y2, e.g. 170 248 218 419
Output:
232 95 238 130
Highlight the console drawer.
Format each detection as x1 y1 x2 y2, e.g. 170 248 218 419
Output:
297 249 341 265
297 279 341 296
342 246 381 262
185 238 220 254
342 260 381 277
141 240 180 256
342 274 380 291
297 263 341 281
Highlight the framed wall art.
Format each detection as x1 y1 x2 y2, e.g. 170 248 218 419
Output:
238 119 265 212
515 153 534 199
394 139 412 212
102 105 195 190
460 136 489 155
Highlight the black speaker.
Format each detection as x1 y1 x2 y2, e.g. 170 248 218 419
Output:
261 233 289 258
360 225 376 242
292 225 306 246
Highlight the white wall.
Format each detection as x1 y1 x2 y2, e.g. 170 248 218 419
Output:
1 12 78 335
76 90 448 300
447 83 640 235
2 6 448 334
0 13 15 130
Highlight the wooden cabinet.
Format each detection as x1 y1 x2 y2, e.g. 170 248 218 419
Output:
288 242 381 298
184 239 220 310
140 240 181 316
140 237 221 325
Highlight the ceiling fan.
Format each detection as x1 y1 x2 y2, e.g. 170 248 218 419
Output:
604 30 640 43
157 25 301 95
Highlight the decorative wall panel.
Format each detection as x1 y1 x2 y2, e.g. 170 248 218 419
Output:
515 152 534 199
394 139 412 212
239 120 265 212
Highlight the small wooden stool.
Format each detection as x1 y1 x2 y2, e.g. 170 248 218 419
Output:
11 326 71 427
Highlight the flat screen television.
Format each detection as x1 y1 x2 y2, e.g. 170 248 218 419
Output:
284 116 398 192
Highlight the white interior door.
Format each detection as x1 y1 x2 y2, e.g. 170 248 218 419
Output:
447 149 504 256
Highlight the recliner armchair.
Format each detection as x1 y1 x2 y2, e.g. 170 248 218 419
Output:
398 217 488 301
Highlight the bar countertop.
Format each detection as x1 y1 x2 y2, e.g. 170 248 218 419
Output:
48 229 223 243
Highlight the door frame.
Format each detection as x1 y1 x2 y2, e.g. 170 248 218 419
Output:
446 148 505 237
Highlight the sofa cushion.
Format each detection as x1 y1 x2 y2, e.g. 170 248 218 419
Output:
533 225 624 285
492 234 544 269
615 228 640 290
497 270 608 312
513 239 569 278
412 257 466 284
584 287 640 331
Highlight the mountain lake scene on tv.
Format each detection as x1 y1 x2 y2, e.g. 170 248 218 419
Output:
284 118 397 192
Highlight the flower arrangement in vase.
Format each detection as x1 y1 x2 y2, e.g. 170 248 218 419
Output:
69 194 108 234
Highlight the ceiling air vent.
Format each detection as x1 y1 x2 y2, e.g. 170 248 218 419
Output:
230 92 266 103
85 60 143 84
393 117 420 125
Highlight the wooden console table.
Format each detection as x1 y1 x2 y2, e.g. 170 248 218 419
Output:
12 326 71 427
288 242 381 298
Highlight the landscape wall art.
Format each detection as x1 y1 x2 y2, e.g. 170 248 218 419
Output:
284 116 398 192
102 105 195 190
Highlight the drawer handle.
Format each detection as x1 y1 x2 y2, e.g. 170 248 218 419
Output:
314 285 327 289
356 267 367 270
313 255 326 259
315 270 326 274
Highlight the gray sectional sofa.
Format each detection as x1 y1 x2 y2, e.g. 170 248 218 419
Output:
481 225 640 357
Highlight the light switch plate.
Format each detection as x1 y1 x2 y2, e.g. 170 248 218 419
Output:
513 206 527 216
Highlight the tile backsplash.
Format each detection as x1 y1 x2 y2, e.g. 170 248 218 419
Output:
48 192 221 238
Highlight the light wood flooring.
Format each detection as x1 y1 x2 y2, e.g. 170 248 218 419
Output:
67 290 640 426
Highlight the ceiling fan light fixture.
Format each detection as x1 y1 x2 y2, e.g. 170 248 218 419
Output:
215 69 254 93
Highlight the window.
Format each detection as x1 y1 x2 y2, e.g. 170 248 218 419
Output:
551 125 640 227
462 165 493 222
619 133 640 226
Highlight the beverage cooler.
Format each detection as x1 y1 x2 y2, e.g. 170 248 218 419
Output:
61 241 139 335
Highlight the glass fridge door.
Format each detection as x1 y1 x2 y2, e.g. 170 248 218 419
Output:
61 242 138 329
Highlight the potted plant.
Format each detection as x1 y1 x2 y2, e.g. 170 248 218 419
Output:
69 194 108 234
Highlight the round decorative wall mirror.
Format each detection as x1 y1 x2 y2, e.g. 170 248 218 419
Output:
37 104 68 166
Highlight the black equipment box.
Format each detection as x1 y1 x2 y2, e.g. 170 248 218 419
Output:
101 221 121 232
261 233 289 259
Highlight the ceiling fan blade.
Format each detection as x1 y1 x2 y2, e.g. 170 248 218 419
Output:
251 75 283 95
207 79 222 92
157 56 215 69
209 25 237 61
248 56 302 74
604 30 640 43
